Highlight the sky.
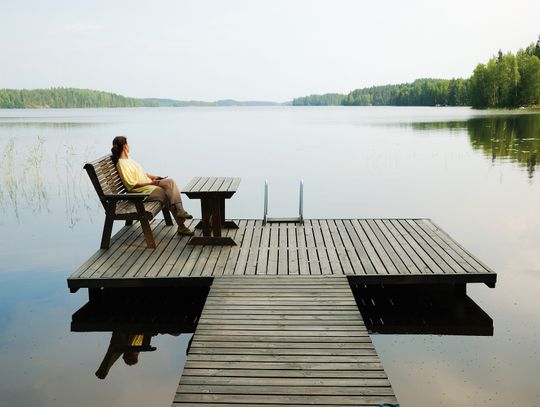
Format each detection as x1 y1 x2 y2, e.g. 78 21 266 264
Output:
0 0 539 101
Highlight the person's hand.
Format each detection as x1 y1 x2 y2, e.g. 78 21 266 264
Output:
151 179 160 186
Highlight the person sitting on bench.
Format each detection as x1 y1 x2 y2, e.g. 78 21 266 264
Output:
111 135 193 236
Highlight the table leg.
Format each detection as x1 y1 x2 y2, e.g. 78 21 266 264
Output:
211 197 222 237
220 198 226 225
219 197 239 229
200 198 212 236
188 195 237 246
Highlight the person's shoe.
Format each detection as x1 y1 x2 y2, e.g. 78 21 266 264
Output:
176 210 193 219
177 225 194 236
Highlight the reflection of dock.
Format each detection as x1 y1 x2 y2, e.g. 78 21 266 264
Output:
71 286 208 333
353 284 493 336
68 218 496 291
68 218 496 405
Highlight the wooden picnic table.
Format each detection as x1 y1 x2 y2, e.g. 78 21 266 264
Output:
182 177 241 246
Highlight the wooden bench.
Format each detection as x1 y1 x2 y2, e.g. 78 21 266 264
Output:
84 155 173 249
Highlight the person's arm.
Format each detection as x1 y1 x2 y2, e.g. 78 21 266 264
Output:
147 173 157 180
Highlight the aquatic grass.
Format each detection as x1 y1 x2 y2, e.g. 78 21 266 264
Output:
21 136 49 213
61 144 81 228
3 138 20 220
53 142 101 228
0 137 6 210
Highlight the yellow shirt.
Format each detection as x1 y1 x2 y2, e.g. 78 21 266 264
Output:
116 158 157 194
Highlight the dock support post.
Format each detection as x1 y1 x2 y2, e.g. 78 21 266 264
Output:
88 288 102 303
454 283 466 298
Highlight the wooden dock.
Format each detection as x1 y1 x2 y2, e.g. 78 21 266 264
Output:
69 218 496 291
69 217 496 405
174 276 397 406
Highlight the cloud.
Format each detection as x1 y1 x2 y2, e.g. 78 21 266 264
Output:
63 23 103 33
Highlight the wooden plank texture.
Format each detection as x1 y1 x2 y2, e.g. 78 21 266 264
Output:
68 218 496 290
173 276 397 406
183 177 241 194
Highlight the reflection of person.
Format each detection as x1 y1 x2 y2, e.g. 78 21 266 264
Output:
95 332 146 379
111 136 193 236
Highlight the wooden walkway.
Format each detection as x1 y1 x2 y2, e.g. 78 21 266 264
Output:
174 276 397 406
68 218 496 291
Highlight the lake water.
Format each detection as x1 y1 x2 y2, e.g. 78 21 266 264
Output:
1 106 539 406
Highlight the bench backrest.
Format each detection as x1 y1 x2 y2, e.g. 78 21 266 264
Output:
84 155 127 208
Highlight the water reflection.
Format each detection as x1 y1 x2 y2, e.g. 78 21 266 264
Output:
71 282 494 391
351 284 493 336
71 287 208 380
0 122 109 128
95 333 156 379
412 113 540 178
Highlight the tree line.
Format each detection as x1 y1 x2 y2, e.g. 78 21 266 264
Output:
293 36 540 108
0 88 158 108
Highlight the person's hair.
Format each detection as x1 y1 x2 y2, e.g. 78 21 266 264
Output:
111 136 127 164
123 352 139 365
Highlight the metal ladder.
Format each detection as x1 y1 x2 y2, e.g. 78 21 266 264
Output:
263 179 304 225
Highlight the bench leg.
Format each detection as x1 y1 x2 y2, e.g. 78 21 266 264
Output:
100 216 114 249
134 201 156 249
140 217 156 248
162 207 173 226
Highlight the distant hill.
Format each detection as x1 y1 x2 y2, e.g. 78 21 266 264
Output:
144 98 282 107
0 89 284 109
291 79 467 107
143 98 213 107
0 88 157 108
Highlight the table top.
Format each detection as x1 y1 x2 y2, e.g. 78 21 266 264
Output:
183 177 241 198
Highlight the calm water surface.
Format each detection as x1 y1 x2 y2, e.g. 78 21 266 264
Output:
0 107 539 406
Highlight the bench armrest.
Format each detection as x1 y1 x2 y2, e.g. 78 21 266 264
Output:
103 193 150 201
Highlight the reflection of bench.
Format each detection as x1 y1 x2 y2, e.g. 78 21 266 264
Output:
84 155 173 249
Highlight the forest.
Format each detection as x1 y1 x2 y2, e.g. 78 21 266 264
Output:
0 88 157 108
293 36 540 108
2 37 539 109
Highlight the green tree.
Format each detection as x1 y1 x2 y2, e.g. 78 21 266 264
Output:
517 50 540 106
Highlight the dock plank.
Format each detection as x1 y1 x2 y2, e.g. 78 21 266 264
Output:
267 223 279 275
287 225 299 275
420 219 493 273
296 224 310 275
174 276 397 406
245 221 263 275
68 218 496 291
255 224 270 275
277 223 288 275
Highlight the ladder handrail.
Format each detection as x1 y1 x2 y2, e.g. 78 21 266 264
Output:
299 179 304 224
263 180 269 225
263 179 304 225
